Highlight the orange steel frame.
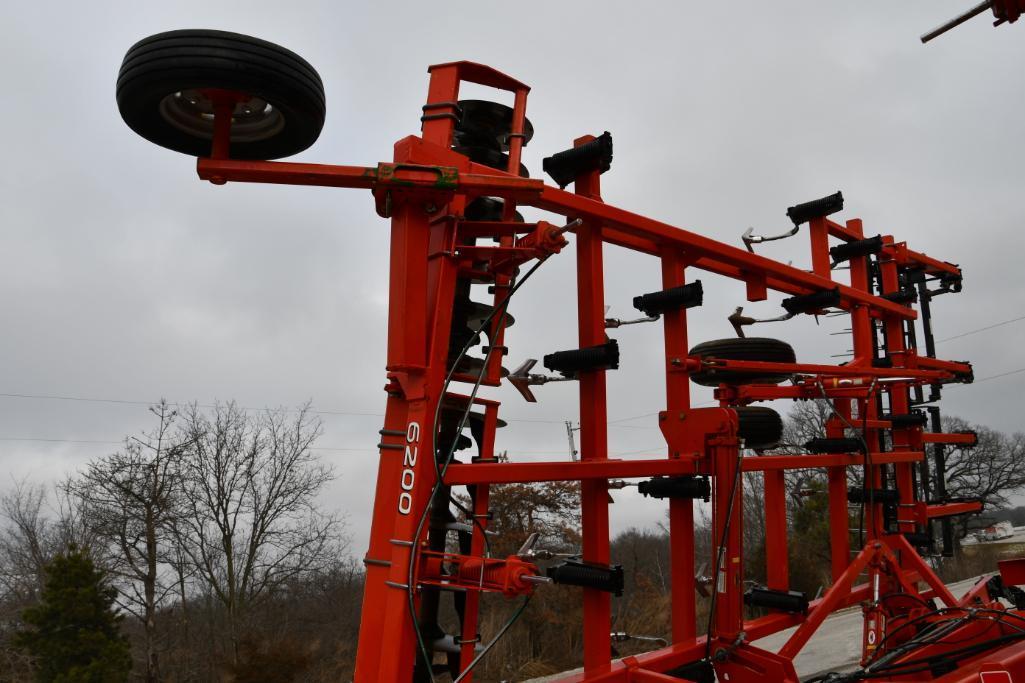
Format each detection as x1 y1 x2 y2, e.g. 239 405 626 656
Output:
192 62 1025 682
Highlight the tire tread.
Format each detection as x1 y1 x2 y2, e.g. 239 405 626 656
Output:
735 406 784 450
689 337 795 387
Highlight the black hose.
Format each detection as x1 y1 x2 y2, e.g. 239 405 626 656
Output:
407 256 549 682
703 446 745 661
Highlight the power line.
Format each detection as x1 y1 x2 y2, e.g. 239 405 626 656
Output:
0 436 642 457
975 367 1025 383
0 393 151 407
605 400 717 425
0 437 121 445
0 392 381 417
0 390 689 427
0 437 369 452
936 313 1025 344
607 411 660 425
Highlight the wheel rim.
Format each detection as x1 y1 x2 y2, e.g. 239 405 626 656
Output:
158 89 285 143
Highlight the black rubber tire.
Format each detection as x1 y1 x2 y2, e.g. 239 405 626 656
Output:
735 406 783 450
689 337 796 387
116 29 325 159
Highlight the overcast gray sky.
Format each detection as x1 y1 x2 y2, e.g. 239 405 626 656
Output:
2 2 1024 552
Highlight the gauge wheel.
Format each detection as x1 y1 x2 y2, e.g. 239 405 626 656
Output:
116 29 325 159
735 406 784 450
689 337 796 387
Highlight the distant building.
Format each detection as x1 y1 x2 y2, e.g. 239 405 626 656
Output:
977 520 1015 541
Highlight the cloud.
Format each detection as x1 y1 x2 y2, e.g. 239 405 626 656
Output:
2 1 1023 551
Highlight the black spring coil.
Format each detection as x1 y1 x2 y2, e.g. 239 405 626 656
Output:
632 281 703 317
804 437 864 453
886 411 929 428
547 560 624 596
829 234 883 264
786 190 844 226
544 339 620 377
782 286 841 315
637 476 710 501
542 131 613 188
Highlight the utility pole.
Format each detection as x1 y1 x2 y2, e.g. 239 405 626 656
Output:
565 421 580 461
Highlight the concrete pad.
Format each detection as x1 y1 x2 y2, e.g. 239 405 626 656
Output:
753 576 983 679
526 576 986 682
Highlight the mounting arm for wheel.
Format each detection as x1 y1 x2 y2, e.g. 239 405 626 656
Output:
196 157 545 204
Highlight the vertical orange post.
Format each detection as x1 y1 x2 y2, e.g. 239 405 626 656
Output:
878 237 916 533
808 216 832 278
420 65 460 148
712 436 744 644
485 87 530 383
210 97 233 160
355 65 464 683
360 196 439 681
660 249 696 640
812 215 855 582
846 218 885 541
574 135 612 674
827 409 851 581
457 402 500 681
764 470 789 591
505 88 529 175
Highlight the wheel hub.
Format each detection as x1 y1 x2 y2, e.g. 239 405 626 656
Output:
158 89 285 142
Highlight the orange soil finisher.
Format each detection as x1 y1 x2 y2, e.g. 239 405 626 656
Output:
117 31 1025 683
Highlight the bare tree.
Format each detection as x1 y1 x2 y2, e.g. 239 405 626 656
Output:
779 400 834 449
0 480 95 600
786 406 1025 516
0 481 51 604
174 401 345 662
0 480 95 679
66 401 184 683
780 404 1025 548
776 400 835 508
456 480 581 557
940 417 1025 513
740 471 767 585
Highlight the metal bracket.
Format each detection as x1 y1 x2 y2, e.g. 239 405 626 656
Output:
605 314 659 329
742 224 800 253
728 306 795 338
610 632 669 647
507 358 573 402
517 532 576 561
713 631 748 662
444 521 497 537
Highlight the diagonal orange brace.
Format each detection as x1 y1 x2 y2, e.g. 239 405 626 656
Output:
778 543 880 660
883 534 958 607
